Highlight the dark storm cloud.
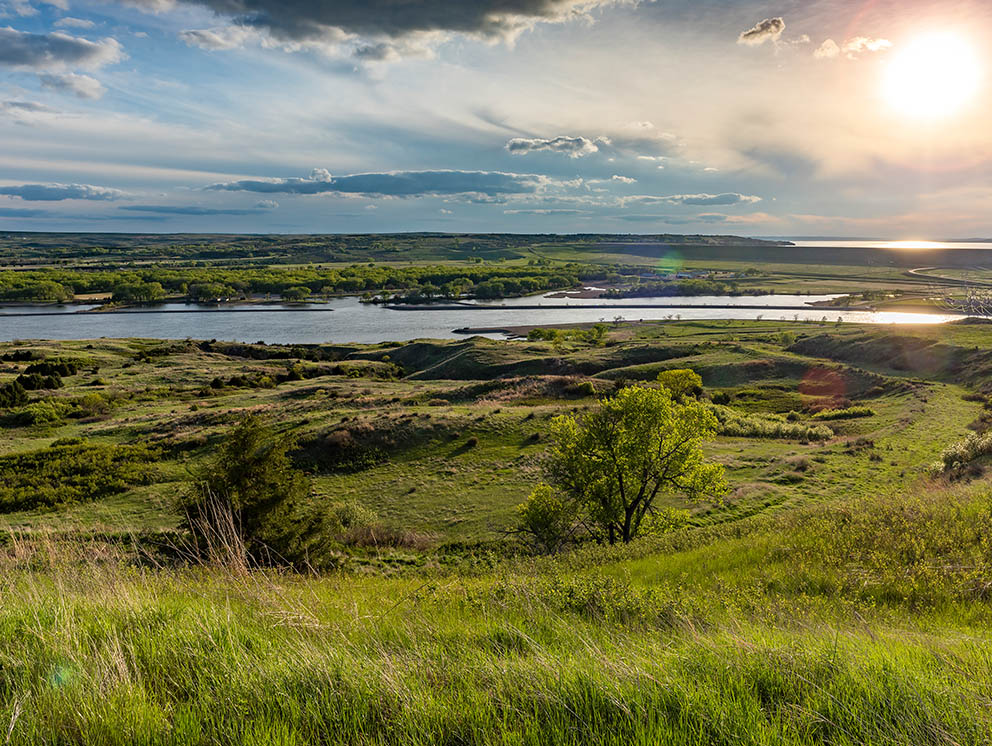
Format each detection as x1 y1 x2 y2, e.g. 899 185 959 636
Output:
126 0 632 42
120 205 268 215
0 183 127 201
737 17 785 46
206 169 549 198
0 27 124 71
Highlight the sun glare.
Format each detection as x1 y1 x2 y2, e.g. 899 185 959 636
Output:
883 33 982 120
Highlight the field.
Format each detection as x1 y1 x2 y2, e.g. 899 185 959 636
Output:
3 232 991 308
2 316 992 742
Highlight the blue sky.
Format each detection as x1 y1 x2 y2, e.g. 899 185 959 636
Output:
1 0 991 236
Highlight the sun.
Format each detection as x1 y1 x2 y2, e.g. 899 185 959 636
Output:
883 33 982 120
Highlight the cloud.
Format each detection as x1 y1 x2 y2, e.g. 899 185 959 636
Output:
0 207 51 217
610 174 636 184
0 99 55 115
505 135 604 158
55 17 96 28
255 199 279 209
137 0 633 42
0 27 124 71
815 36 892 60
179 26 257 50
0 183 127 201
623 193 762 207
738 17 785 46
39 72 106 99
206 168 550 198
503 208 586 215
119 204 267 215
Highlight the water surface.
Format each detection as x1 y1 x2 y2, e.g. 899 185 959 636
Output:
0 295 961 344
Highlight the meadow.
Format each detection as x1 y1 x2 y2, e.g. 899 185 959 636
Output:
1 316 992 742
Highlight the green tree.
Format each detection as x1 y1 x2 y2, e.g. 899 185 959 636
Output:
537 386 726 545
281 286 311 302
656 369 703 400
182 415 310 565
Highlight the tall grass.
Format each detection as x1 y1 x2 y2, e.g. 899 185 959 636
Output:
1 481 991 744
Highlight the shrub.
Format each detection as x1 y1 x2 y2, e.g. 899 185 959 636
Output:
657 369 703 400
565 381 596 397
15 373 62 391
707 404 833 441
0 441 157 512
25 359 79 377
929 431 992 476
516 484 580 554
13 399 75 426
710 391 733 405
812 406 876 421
0 380 27 409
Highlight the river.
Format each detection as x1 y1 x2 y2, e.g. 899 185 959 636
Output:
0 294 963 345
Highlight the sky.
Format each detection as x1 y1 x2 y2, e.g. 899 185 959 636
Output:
1 0 991 237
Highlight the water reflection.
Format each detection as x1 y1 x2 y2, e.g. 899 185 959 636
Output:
0 295 966 345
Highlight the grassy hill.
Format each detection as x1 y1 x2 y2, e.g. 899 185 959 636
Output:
1 319 991 743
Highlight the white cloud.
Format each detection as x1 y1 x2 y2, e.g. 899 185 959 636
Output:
39 72 106 99
815 36 892 60
55 17 96 29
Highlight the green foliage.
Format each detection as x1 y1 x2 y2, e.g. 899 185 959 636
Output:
0 441 157 512
707 403 833 441
15 372 63 391
25 359 80 377
111 281 165 303
539 386 726 545
812 405 876 421
0 380 27 408
12 398 75 426
929 431 992 475
281 285 311 301
182 414 312 565
527 324 609 346
516 484 580 553
656 368 703 400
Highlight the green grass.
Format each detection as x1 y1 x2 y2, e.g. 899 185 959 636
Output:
1 323 992 742
1 478 991 744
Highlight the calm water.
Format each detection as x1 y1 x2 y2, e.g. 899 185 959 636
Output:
789 240 992 250
0 294 961 344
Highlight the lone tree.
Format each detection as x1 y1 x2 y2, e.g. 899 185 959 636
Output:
182 414 310 566
523 385 726 546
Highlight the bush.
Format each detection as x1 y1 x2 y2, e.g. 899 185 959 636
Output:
12 399 75 426
25 359 79 377
929 431 992 476
0 380 27 409
657 369 703 400
517 484 579 554
812 406 876 421
0 441 158 512
707 404 833 441
16 373 62 391
565 381 596 397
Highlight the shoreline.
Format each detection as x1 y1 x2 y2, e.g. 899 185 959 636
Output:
387 302 873 312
